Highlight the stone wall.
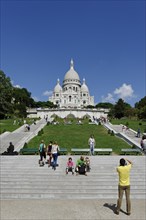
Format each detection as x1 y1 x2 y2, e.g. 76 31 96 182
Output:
27 108 109 119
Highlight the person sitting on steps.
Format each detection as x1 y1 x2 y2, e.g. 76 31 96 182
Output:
75 156 87 176
66 157 74 175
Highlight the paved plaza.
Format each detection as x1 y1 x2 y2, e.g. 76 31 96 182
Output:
1 198 145 220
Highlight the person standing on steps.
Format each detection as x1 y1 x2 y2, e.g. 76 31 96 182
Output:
51 141 60 170
88 134 96 155
115 158 133 216
47 141 53 167
39 140 46 165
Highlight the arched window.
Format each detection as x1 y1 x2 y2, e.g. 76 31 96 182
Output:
69 96 71 102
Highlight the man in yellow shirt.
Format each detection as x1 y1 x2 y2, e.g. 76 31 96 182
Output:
115 158 133 216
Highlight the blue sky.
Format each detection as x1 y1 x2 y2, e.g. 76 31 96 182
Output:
1 0 145 107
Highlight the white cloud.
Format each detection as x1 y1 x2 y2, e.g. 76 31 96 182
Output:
32 96 39 102
114 83 134 99
101 93 115 103
43 90 53 97
11 80 21 88
14 84 21 88
101 83 135 104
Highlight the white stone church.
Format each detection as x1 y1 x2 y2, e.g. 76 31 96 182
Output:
27 59 109 119
49 59 94 108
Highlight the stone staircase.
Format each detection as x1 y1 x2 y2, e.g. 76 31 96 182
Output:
0 119 47 154
1 155 145 200
104 123 142 150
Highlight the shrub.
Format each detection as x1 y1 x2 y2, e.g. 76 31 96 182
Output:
111 130 115 136
132 144 136 149
108 129 111 134
38 129 44 136
125 122 129 127
2 129 6 133
23 142 28 148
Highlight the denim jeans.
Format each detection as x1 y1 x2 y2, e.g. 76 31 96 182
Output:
52 153 58 168
117 185 131 214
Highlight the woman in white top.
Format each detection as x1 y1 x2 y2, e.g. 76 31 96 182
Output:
88 135 96 155
51 141 60 170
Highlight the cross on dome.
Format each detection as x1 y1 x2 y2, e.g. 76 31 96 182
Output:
70 58 74 69
83 78 86 84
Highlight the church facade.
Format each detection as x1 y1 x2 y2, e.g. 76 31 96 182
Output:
27 60 109 119
49 59 94 108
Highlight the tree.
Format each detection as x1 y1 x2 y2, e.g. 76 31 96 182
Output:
137 106 146 119
12 87 35 117
95 102 113 109
33 101 57 108
114 99 126 119
135 96 146 109
0 70 13 118
135 97 146 119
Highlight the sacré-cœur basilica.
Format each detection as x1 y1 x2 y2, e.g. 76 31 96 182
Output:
27 59 109 119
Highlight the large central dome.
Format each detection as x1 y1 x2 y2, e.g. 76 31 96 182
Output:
64 59 80 81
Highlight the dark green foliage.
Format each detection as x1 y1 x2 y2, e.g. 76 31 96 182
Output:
135 96 146 109
132 144 136 149
2 129 6 133
96 102 114 109
33 101 57 108
0 70 13 119
86 105 95 109
114 99 126 119
111 130 114 136
38 129 44 136
23 142 28 148
125 122 129 127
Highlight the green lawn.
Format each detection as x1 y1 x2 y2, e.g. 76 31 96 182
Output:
27 122 131 155
0 118 36 134
1 118 143 155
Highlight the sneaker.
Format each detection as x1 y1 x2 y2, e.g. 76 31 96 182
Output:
127 213 131 216
114 210 119 215
66 171 68 174
72 172 74 175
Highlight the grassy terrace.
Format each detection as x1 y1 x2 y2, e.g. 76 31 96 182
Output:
1 118 145 155
0 118 35 134
27 120 131 155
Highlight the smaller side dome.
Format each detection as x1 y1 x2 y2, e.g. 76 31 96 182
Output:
81 78 89 92
54 79 62 93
